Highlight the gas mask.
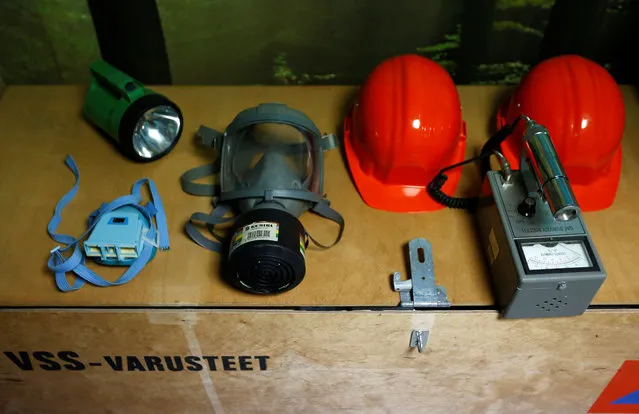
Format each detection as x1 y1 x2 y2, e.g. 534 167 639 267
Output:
181 103 344 294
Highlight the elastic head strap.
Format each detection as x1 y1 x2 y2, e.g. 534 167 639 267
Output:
306 199 345 249
184 204 234 253
197 125 224 150
180 160 221 197
180 126 224 197
320 133 338 151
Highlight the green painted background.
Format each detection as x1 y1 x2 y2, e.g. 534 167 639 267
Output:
0 0 634 85
0 0 99 83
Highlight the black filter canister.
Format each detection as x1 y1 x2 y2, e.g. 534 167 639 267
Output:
225 208 306 294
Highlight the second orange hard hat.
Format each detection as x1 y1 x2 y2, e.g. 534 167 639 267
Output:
344 55 466 212
497 55 625 211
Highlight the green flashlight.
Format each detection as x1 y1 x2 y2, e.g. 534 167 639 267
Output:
83 60 183 162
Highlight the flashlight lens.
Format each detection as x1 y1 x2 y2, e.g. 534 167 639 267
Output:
132 105 181 159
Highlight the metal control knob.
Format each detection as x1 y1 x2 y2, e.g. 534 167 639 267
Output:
518 196 536 218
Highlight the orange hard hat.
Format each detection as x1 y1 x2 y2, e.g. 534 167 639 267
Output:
344 55 467 212
497 55 625 211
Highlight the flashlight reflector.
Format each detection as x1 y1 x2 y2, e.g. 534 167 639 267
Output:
132 105 182 159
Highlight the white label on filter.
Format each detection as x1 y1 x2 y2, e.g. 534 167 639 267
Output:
229 221 279 256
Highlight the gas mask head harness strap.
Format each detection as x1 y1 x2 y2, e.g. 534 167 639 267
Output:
180 103 344 255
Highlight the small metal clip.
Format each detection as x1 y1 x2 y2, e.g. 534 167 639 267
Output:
410 330 429 353
392 238 451 308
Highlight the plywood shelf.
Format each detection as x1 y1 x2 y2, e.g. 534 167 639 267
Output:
0 85 636 307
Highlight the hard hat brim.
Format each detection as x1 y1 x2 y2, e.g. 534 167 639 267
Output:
343 115 466 213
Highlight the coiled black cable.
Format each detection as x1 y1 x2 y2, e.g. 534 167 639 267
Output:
427 155 488 211
427 117 523 211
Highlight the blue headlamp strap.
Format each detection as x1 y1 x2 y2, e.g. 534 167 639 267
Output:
47 155 170 292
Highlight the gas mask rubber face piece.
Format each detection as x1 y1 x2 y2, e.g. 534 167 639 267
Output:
182 103 343 295
221 121 320 217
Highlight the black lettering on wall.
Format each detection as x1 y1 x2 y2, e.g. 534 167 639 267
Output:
184 356 203 372
255 356 270 371
3 352 33 371
104 356 123 371
238 356 253 371
144 356 165 371
3 352 272 372
221 356 236 371
127 356 146 372
33 352 61 371
58 351 85 371
203 356 218 371
164 356 184 372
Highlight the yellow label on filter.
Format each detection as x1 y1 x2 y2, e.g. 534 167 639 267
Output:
299 235 306 257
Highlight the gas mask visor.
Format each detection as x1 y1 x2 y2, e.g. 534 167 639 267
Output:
221 120 320 215
181 103 344 295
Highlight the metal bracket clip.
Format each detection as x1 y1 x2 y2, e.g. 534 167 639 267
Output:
410 330 429 353
392 238 451 308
